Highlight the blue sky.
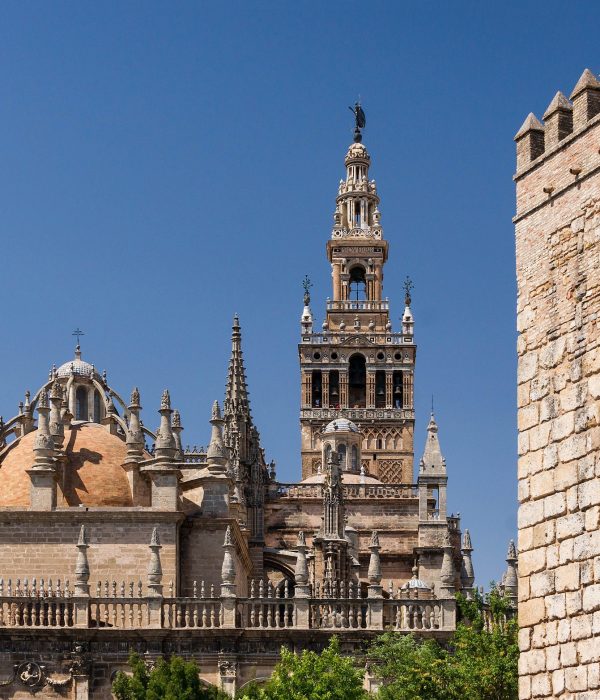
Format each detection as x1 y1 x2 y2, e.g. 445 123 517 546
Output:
1 1 599 587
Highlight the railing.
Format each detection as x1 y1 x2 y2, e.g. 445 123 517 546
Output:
303 333 411 345
276 483 418 500
0 579 456 633
300 408 413 421
0 597 75 628
90 598 149 628
384 600 444 631
326 300 389 312
331 226 382 240
163 598 221 629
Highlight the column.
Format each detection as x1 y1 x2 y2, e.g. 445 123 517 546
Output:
339 371 349 409
322 371 329 409
385 372 393 409
374 265 382 301
367 372 375 408
302 371 312 408
403 372 413 409
332 264 341 300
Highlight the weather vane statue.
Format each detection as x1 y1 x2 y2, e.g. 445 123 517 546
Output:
349 101 366 143
302 275 312 306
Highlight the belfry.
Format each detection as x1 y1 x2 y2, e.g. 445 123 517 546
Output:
299 128 414 483
0 112 511 698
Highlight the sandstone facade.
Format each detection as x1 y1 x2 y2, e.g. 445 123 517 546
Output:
0 121 494 698
515 69 600 700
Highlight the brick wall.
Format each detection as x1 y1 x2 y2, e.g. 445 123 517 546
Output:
516 90 600 698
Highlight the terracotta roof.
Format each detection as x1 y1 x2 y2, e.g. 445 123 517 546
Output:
0 423 134 508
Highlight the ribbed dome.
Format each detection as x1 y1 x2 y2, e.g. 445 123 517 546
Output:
0 423 135 507
323 418 359 434
56 358 95 378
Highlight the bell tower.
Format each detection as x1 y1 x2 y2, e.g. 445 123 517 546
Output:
299 118 415 482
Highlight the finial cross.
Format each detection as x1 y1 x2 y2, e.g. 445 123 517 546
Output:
72 328 85 343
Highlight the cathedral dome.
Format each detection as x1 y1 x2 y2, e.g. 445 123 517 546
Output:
0 423 135 508
56 345 95 379
323 418 359 434
56 358 95 379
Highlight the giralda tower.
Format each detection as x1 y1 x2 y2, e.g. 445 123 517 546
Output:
299 116 416 483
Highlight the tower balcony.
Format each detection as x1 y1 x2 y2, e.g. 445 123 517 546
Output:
326 299 389 312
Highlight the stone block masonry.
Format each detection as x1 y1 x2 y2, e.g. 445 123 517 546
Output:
515 68 600 699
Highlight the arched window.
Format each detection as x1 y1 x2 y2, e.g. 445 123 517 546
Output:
93 390 102 422
375 370 386 408
393 371 404 409
349 266 367 301
338 443 346 468
349 354 366 408
75 387 88 421
329 370 339 408
351 445 358 471
311 370 322 407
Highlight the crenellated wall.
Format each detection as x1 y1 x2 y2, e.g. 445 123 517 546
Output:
515 68 600 700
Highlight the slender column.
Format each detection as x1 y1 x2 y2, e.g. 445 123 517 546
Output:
302 372 312 408
374 264 382 300
403 372 413 409
332 263 341 300
385 372 393 409
87 387 95 421
322 371 329 409
367 372 375 408
339 371 348 408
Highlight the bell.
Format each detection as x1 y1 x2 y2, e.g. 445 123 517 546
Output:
331 387 339 397
377 387 385 396
394 386 402 394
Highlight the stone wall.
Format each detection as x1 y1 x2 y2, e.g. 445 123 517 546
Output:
0 511 179 592
516 84 600 698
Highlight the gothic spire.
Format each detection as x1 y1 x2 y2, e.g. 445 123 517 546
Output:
224 315 251 421
419 412 446 475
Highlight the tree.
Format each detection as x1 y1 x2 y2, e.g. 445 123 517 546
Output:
237 636 369 700
369 590 518 700
112 652 228 700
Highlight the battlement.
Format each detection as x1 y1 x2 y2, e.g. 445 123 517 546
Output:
514 68 600 220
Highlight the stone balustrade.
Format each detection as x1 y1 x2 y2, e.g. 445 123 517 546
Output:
0 585 456 634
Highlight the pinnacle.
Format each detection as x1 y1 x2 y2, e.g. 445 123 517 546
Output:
514 112 544 141
506 539 517 560
570 68 600 99
462 529 473 551
543 91 572 118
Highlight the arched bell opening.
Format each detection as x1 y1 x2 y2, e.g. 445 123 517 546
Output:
311 370 322 407
329 370 340 408
375 370 386 408
349 354 366 408
349 266 367 301
393 371 403 409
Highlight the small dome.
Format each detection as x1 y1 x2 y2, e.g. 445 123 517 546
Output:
345 143 370 164
323 418 359 434
0 423 140 508
56 359 95 379
56 345 95 379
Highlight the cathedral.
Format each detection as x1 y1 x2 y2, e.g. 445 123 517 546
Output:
0 119 514 698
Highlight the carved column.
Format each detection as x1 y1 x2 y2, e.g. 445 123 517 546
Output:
367 371 375 408
340 371 348 408
322 371 329 409
403 372 413 409
302 371 312 408
385 371 393 409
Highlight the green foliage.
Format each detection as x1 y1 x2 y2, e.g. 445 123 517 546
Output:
237 636 369 700
369 591 518 700
112 652 228 700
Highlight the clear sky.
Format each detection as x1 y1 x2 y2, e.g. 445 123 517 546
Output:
1 1 599 588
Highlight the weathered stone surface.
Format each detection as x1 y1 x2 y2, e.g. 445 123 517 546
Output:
516 69 600 698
